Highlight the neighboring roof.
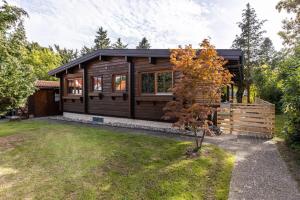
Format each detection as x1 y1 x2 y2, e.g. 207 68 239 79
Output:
49 49 243 76
35 80 59 88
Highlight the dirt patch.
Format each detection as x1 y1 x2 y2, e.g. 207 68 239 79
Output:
0 135 25 149
277 141 300 191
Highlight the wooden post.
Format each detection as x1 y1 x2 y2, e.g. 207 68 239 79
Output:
59 76 64 114
230 103 233 134
227 86 230 102
128 60 135 118
83 64 88 114
231 84 234 102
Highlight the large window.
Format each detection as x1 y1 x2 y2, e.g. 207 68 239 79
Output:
141 73 155 93
157 72 172 94
114 74 127 92
92 76 102 91
67 78 82 95
141 71 173 95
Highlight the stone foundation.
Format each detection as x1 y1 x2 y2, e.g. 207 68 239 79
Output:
61 112 184 134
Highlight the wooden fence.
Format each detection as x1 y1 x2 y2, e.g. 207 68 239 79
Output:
217 98 275 138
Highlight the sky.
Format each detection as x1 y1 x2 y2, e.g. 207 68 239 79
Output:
5 0 288 50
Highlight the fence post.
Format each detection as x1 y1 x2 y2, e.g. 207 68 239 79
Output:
230 103 233 134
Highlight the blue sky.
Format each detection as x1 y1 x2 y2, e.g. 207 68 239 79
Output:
6 0 288 50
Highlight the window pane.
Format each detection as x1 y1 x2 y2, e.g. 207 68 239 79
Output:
115 75 127 91
67 78 82 95
93 76 102 91
157 72 172 93
141 73 155 93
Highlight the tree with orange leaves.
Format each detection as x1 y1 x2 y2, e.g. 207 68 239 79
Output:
163 39 232 155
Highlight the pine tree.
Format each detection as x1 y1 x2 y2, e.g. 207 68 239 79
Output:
136 37 151 49
93 27 110 49
232 3 266 103
112 38 128 49
80 45 93 56
53 44 78 64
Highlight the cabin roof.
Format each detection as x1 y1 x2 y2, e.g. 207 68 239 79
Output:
48 49 243 76
35 80 59 88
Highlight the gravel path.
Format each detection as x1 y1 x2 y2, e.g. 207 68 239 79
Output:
206 135 300 200
35 118 300 199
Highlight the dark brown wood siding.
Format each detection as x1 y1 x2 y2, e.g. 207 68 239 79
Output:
133 57 173 120
86 57 130 117
28 89 60 117
62 68 84 113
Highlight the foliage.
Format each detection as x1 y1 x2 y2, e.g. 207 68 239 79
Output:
94 26 110 49
276 0 300 48
278 45 300 147
26 42 62 80
52 44 78 65
0 120 234 199
232 3 266 102
80 45 93 56
0 1 35 115
258 37 276 66
112 38 128 49
163 39 232 152
252 64 283 112
136 37 151 49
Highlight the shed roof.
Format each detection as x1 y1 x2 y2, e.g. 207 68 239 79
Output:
49 49 243 76
35 80 59 88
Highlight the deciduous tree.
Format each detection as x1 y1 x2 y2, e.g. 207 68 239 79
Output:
276 0 300 48
0 1 35 114
163 39 232 155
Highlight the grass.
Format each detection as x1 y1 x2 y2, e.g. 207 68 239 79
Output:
0 120 234 200
275 114 300 190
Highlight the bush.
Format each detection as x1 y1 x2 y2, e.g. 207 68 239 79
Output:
280 45 300 148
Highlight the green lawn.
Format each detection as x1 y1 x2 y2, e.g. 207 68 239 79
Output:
0 120 234 200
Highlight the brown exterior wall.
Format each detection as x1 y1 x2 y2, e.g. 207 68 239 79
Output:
133 57 173 120
59 56 239 121
28 89 60 117
86 57 130 117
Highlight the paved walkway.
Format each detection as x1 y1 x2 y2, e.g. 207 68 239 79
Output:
205 135 300 200
39 118 300 199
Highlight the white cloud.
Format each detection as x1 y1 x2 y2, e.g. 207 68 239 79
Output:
5 0 288 50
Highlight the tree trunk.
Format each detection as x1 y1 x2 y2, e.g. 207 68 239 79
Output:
236 81 244 103
246 83 250 103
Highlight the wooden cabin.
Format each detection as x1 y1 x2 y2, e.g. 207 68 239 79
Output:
48 49 243 121
27 80 60 117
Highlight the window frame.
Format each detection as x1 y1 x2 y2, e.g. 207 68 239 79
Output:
113 74 128 92
91 75 103 92
140 70 173 95
66 77 83 96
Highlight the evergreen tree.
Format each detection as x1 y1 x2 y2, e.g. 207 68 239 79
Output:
0 2 35 114
80 45 93 56
94 26 110 49
136 37 151 49
258 37 276 66
52 44 78 65
232 3 266 103
112 38 128 49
